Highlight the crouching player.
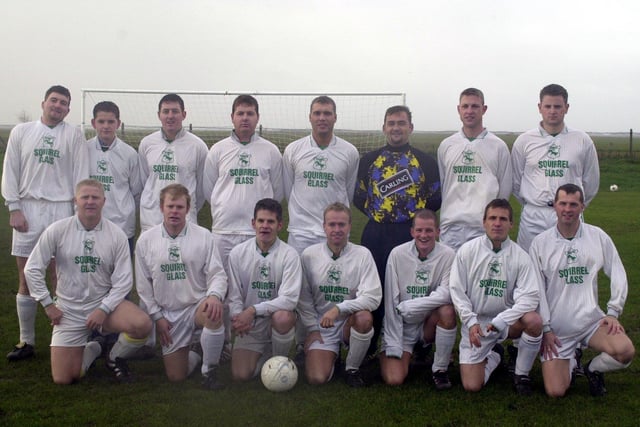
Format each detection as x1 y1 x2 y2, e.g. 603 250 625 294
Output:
297 203 381 387
25 179 152 384
135 184 228 388
380 209 457 390
449 199 543 395
531 184 635 397
227 198 302 381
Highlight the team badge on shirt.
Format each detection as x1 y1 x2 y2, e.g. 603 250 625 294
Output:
488 259 501 277
327 265 341 284
565 248 578 264
259 262 270 280
162 148 175 163
547 143 561 159
41 135 55 147
313 154 328 170
415 268 430 286
97 159 108 174
168 245 181 262
462 150 474 164
407 268 431 298
238 152 251 167
83 238 95 255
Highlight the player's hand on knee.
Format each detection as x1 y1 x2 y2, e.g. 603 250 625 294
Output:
601 316 625 335
320 306 339 328
469 324 483 348
156 318 173 346
542 331 561 360
86 308 107 332
203 296 223 322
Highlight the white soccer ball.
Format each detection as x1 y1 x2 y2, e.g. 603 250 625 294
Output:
260 356 298 392
610 184 619 192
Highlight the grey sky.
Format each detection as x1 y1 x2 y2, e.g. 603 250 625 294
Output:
3 0 639 132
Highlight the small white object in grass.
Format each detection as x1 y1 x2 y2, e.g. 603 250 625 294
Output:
260 356 298 392
610 184 619 192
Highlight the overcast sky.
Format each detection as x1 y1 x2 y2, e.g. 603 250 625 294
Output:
3 0 639 132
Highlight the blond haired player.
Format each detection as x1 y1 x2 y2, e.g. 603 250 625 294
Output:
297 203 381 387
24 179 152 384
2 85 89 361
136 184 228 389
380 209 457 390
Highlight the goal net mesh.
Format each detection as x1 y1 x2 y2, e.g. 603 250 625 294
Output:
81 90 405 154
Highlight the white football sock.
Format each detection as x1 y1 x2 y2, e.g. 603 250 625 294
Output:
271 328 295 357
17 293 37 345
345 327 374 371
200 325 225 375
81 341 102 376
188 351 202 377
568 356 577 383
589 352 630 373
432 326 456 372
109 333 146 361
515 332 542 376
484 350 501 384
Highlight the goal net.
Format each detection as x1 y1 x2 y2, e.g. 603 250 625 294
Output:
81 90 405 154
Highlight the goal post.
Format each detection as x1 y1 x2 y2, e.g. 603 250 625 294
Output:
81 89 405 153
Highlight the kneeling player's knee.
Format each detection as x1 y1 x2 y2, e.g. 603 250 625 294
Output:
52 372 78 385
128 316 153 339
523 312 543 335
545 384 568 398
617 342 635 364
352 311 373 332
462 382 483 393
381 370 405 386
231 363 255 382
437 305 457 329
271 310 295 333
306 370 330 385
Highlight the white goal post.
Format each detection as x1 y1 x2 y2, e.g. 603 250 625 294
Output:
81 89 406 153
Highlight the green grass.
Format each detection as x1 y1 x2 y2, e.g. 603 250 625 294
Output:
0 156 639 426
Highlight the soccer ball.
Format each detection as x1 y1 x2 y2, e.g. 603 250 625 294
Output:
610 184 619 192
260 356 298 392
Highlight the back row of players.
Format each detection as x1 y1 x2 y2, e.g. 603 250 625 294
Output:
1 84 632 396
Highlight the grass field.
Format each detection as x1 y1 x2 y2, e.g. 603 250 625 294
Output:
0 152 638 425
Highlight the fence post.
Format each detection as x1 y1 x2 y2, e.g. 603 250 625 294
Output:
630 128 633 158
121 122 125 138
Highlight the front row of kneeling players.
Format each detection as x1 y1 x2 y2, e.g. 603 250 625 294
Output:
25 179 633 396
